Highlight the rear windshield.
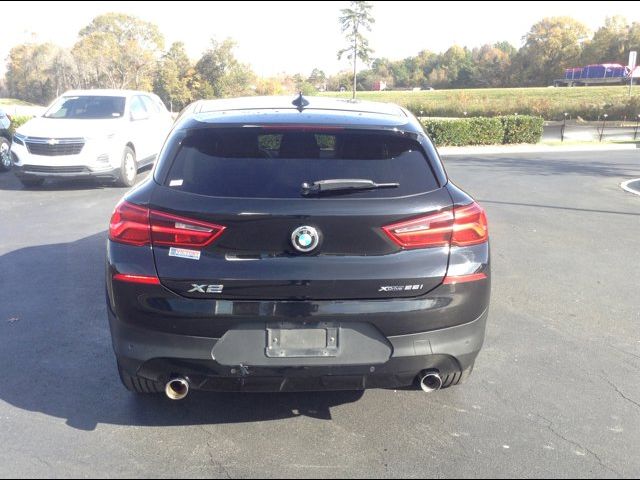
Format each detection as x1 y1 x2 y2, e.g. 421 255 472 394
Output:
44 96 126 119
164 128 438 198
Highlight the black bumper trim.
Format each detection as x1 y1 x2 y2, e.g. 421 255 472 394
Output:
110 310 487 391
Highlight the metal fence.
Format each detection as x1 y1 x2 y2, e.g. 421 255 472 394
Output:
544 120 640 143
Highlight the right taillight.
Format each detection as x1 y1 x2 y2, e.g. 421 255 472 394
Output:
382 202 488 250
109 201 226 248
382 210 454 249
451 202 488 247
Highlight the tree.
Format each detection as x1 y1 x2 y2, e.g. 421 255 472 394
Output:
629 22 640 55
255 77 286 96
195 38 255 98
581 16 640 66
518 17 589 86
154 42 193 111
470 44 513 87
326 70 353 92
494 41 517 57
581 16 630 65
72 13 164 90
307 68 327 89
5 43 74 104
337 1 375 99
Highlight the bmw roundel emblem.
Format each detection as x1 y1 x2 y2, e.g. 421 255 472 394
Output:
291 226 320 253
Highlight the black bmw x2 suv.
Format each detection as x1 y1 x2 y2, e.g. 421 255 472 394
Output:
106 95 490 400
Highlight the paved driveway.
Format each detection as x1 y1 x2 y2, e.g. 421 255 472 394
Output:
0 151 638 478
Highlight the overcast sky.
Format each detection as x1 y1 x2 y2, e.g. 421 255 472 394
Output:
3 1 640 76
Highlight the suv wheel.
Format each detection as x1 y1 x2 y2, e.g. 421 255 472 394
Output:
0 137 10 172
116 146 137 187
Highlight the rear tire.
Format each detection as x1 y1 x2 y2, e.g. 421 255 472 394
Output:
115 146 137 188
117 364 163 395
0 137 11 172
19 177 45 188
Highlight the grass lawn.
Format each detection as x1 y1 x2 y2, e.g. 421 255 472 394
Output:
0 98 37 106
319 86 640 120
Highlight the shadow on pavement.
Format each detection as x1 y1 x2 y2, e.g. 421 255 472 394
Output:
0 233 363 432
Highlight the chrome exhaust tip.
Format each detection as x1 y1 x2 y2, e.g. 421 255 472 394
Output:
165 377 190 401
418 371 442 393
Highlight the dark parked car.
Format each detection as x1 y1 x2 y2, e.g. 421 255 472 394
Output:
106 95 491 400
0 108 11 171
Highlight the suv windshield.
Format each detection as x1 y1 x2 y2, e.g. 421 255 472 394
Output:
44 96 126 119
164 128 438 198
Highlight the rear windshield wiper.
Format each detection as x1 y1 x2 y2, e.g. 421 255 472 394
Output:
301 179 400 196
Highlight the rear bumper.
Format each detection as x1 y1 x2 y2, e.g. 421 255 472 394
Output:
110 307 488 392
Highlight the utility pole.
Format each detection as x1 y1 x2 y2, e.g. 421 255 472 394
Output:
629 51 637 97
352 24 358 100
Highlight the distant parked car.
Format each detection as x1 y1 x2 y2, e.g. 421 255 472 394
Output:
0 108 11 172
11 90 173 188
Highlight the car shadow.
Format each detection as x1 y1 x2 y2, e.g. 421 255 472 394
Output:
443 153 640 179
0 232 364 432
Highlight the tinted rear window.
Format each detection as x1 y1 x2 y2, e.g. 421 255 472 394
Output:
164 128 438 198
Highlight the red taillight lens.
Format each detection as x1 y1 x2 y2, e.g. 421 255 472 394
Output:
109 201 151 246
109 201 225 248
150 210 225 248
382 202 488 250
113 273 161 285
382 210 454 249
451 203 488 247
443 273 487 285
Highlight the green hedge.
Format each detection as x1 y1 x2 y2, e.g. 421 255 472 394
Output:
421 115 544 146
8 115 33 136
500 115 544 144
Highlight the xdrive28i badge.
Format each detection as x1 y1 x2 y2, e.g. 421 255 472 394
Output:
291 226 320 253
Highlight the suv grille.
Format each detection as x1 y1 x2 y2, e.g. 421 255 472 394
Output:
26 137 85 156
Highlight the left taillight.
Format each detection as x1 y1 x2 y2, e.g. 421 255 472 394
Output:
382 202 488 250
149 210 225 248
109 201 226 248
109 201 151 246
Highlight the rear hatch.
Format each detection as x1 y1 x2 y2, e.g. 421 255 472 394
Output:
149 126 453 300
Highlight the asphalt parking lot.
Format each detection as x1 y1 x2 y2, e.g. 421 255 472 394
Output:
1 151 639 478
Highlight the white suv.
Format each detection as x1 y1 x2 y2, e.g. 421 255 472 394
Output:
11 90 173 187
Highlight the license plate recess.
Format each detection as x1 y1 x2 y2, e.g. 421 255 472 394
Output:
266 324 339 358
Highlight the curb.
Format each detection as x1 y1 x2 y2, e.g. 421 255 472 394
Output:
439 143 639 156
621 179 640 197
